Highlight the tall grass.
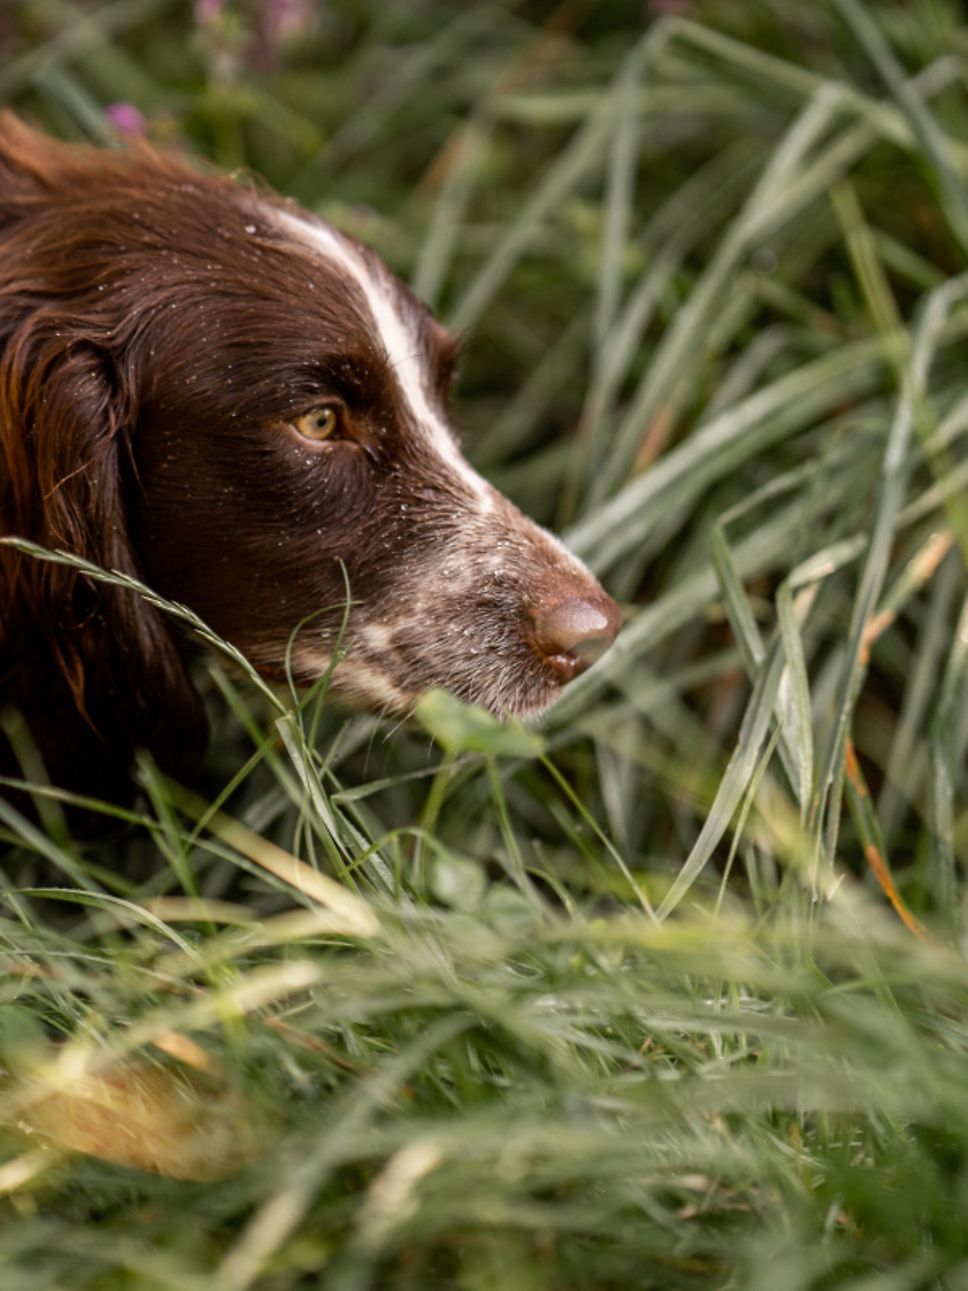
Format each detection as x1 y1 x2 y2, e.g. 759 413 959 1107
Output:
2 2 968 1286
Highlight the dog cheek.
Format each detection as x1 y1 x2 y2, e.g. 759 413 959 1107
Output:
133 446 374 649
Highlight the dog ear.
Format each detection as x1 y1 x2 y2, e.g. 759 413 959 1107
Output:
0 317 207 799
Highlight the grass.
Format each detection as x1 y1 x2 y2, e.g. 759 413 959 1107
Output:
2 0 968 1286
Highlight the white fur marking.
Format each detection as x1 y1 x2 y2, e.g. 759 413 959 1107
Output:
362 623 394 652
295 646 411 709
277 210 493 512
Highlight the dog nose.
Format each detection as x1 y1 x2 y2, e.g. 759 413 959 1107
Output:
531 592 622 680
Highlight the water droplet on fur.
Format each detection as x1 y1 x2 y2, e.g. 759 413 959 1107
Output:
244 223 257 234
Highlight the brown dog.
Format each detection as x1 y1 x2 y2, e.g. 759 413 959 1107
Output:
0 114 620 798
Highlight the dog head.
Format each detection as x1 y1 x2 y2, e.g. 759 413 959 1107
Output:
0 113 620 792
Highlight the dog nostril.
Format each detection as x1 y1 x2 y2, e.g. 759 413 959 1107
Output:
532 595 622 675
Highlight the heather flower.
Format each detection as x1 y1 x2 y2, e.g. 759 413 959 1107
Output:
262 0 315 44
104 103 147 138
195 0 225 25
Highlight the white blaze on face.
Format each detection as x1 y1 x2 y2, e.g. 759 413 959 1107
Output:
276 209 494 513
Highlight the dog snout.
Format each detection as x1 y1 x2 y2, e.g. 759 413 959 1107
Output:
530 590 622 681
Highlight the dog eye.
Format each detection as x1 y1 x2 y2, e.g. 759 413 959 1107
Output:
293 405 341 441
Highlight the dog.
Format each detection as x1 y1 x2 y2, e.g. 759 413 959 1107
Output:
0 113 620 800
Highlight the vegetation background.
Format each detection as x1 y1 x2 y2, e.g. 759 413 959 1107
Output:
2 0 968 1286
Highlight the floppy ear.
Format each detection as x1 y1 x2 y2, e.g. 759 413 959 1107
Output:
0 316 207 800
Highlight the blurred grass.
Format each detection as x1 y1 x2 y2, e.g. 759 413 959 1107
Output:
3 1 968 1287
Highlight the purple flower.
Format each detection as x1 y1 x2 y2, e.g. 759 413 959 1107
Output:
195 0 225 25
104 103 147 138
262 0 316 45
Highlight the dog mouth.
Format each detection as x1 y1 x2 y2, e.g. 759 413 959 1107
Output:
326 655 573 720
283 592 622 720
